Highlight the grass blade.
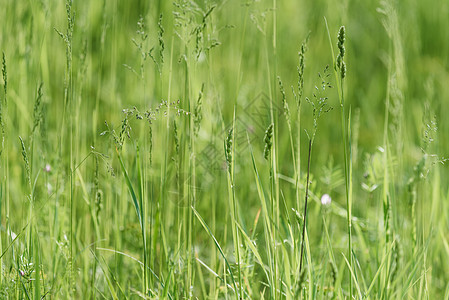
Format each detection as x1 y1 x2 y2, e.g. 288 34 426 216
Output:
191 206 238 297
116 148 142 227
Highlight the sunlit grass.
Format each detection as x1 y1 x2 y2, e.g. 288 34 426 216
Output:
0 0 448 299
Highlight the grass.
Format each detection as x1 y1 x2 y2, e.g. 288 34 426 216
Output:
1 0 449 298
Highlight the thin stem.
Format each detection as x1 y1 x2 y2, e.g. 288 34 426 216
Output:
299 139 312 275
324 18 353 297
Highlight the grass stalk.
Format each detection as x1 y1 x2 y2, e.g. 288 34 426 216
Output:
299 139 312 276
0 51 7 288
225 113 242 299
0 2 447 298
324 18 353 297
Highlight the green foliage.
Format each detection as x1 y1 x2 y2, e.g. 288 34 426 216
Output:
0 0 448 298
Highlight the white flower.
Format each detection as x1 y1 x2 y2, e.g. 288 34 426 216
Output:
44 164 51 173
321 194 331 206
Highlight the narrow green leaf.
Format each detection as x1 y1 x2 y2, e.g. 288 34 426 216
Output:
192 206 238 295
342 253 363 299
116 148 142 227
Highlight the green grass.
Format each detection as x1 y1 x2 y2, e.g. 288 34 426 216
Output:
1 0 449 298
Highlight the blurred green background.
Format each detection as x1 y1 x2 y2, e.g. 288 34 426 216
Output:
0 0 448 298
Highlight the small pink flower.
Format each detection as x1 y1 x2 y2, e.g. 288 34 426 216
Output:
44 164 51 173
321 194 331 206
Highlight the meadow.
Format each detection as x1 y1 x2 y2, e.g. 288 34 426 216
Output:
1 0 449 299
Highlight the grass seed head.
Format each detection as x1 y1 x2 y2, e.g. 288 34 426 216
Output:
158 13 165 65
263 123 274 160
294 36 309 109
2 52 7 102
278 77 291 125
194 84 204 136
149 125 153 165
19 136 31 190
336 26 346 78
32 83 44 135
337 26 346 58
341 61 346 79
225 128 233 168
173 120 179 155
94 155 103 219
